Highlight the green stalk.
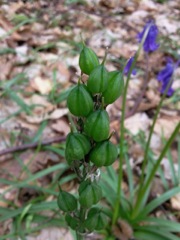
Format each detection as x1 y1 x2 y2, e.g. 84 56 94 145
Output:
112 25 151 225
102 47 108 65
76 207 86 240
76 231 84 240
132 122 180 218
133 70 176 218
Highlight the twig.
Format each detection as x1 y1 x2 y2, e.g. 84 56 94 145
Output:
125 52 150 119
0 136 66 157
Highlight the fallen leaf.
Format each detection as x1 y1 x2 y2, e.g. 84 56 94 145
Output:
154 117 180 139
26 227 73 240
24 108 68 123
15 45 29 64
155 15 179 34
49 108 69 119
31 76 53 94
171 192 180 210
51 119 70 136
124 113 151 135
160 158 179 180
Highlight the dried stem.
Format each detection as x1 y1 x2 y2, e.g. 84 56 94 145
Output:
0 136 66 156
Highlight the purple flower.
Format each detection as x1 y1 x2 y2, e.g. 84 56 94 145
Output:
123 56 136 76
138 20 159 53
157 59 176 96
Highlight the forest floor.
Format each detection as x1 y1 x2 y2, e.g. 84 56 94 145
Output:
0 0 180 239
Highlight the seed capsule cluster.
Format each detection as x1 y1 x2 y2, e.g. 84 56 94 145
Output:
57 44 124 234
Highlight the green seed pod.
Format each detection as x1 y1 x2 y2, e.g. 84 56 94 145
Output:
57 190 77 212
84 208 108 232
87 65 108 94
84 110 110 142
102 71 124 104
79 46 99 75
79 180 102 208
65 133 91 165
89 140 118 167
67 84 93 117
65 213 79 230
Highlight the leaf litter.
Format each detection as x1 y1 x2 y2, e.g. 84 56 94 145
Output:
0 0 180 238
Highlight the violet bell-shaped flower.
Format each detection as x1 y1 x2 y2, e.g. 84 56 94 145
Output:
157 58 180 97
138 20 159 53
123 56 136 76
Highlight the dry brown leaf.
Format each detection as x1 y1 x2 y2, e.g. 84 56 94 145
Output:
124 113 151 135
24 108 68 123
0 14 21 40
160 158 179 180
21 94 54 116
140 0 157 11
31 76 53 94
27 227 73 240
15 45 29 64
48 61 71 85
154 117 180 139
49 108 69 120
156 15 180 34
0 56 13 79
171 192 180 210
51 119 70 136
2 1 24 16
146 89 160 104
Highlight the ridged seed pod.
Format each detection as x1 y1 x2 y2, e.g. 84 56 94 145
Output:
89 140 118 167
87 65 108 94
79 180 102 208
57 191 77 212
67 84 93 117
65 214 79 230
84 208 108 232
79 46 99 75
102 71 124 104
65 133 91 165
84 110 110 142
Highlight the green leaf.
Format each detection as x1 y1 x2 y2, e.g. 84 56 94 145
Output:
6 90 32 115
134 226 180 240
43 145 65 157
0 201 58 222
143 217 180 232
140 186 180 218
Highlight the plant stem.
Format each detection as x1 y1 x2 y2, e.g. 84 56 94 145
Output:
126 52 149 118
76 231 84 240
76 207 86 240
112 25 151 225
133 72 176 218
132 122 180 218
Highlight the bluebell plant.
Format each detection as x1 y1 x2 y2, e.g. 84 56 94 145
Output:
137 20 159 53
123 56 136 76
157 58 180 96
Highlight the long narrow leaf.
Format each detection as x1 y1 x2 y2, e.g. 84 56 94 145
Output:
140 186 180 218
143 217 180 232
134 226 180 240
0 201 58 222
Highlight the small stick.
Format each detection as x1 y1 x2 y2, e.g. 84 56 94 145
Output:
0 136 66 157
